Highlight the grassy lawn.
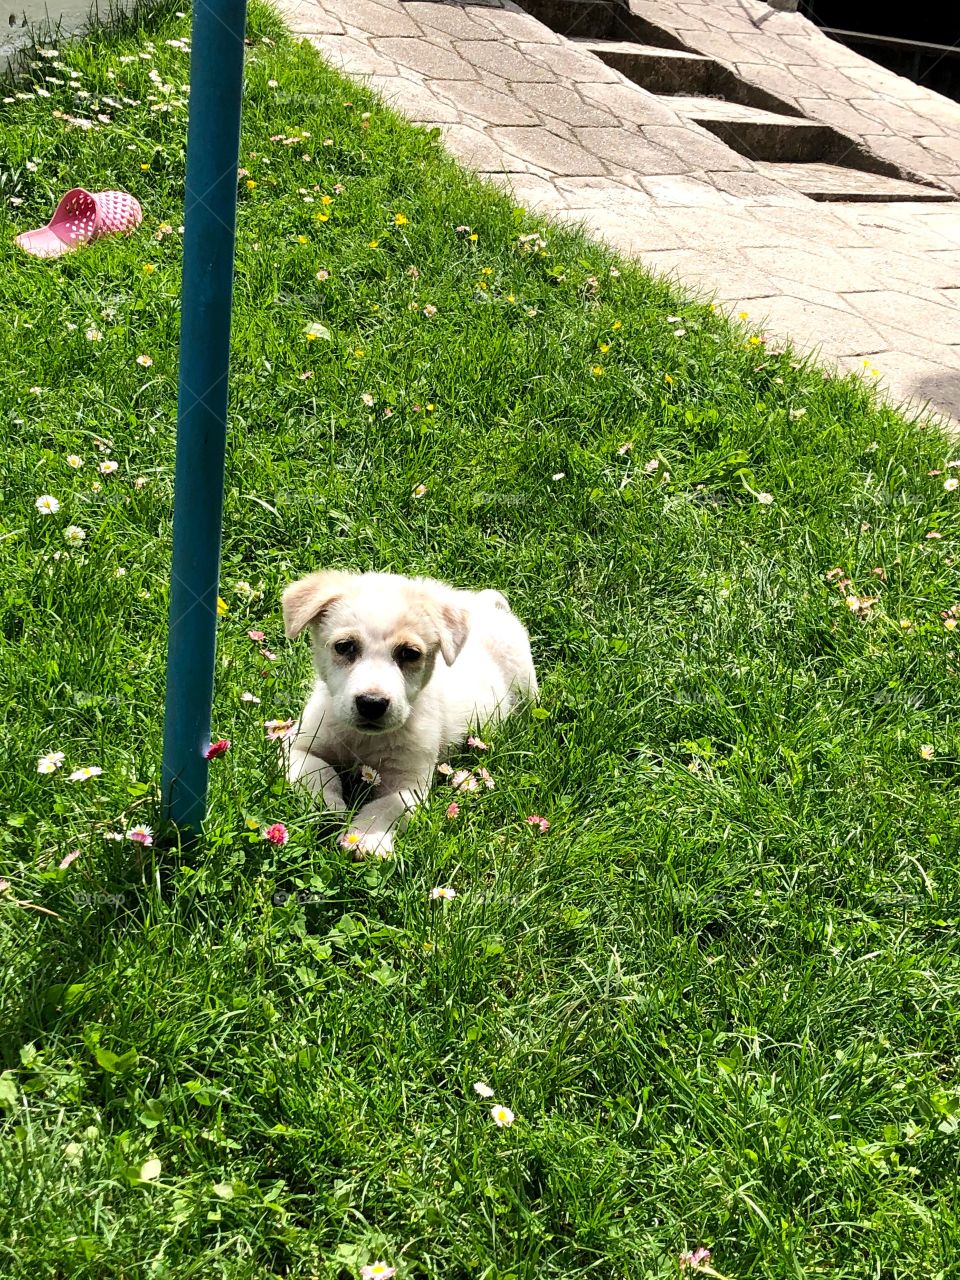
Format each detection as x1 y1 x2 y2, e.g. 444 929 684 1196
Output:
1 3 960 1277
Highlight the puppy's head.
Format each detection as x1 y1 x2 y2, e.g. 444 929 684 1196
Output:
283 571 469 735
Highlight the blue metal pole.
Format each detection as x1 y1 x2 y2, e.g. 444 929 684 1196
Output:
161 0 248 833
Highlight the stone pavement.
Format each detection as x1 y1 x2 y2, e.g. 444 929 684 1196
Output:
278 0 960 428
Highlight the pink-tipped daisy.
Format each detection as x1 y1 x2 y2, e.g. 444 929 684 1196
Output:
679 1247 712 1271
360 1265 396 1280
450 769 478 793
466 736 488 750
477 768 495 791
338 830 363 851
430 886 456 900
473 1081 494 1097
437 762 453 776
525 815 550 833
359 764 381 785
263 822 289 845
491 1104 515 1128
37 751 65 774
204 739 230 760
247 629 265 642
264 718 296 742
58 849 81 870
445 802 460 820
126 824 153 846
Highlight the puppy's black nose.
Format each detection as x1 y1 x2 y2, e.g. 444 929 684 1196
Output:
355 694 390 721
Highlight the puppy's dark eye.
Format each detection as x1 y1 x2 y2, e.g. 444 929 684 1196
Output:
333 639 358 658
396 645 422 665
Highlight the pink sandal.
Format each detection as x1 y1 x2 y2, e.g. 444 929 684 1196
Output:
15 187 142 258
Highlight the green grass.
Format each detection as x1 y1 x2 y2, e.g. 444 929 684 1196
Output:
1 4 959 1277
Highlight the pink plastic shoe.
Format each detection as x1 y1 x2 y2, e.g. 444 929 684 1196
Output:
15 187 142 258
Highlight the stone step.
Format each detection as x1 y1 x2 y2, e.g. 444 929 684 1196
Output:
691 113 940 182
668 95 808 126
756 162 956 202
570 37 803 116
517 0 689 48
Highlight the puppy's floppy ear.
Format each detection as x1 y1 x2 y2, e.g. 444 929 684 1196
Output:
282 570 349 639
435 598 469 666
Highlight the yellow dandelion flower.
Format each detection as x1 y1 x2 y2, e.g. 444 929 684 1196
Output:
738 311 749 320
143 263 156 275
314 212 329 222
368 240 379 248
612 320 622 331
469 233 478 242
591 365 605 377
245 180 256 190
296 235 308 244
320 194 333 205
394 213 408 226
664 373 674 386
217 597 228 617
598 342 610 354
354 349 365 359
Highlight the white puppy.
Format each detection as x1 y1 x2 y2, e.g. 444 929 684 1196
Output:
282 570 538 855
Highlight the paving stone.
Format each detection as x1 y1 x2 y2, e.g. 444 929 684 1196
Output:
433 78 539 125
282 0 344 34
575 126 691 174
454 39 557 80
497 172 569 208
720 294 887 357
918 135 960 167
374 35 480 79
639 247 773 295
849 97 931 137
836 351 960 424
742 240 880 289
638 174 736 204
466 4 564 42
441 122 529 171
322 0 419 36
642 124 749 171
402 2 492 37
311 33 400 76
375 76 461 122
514 81 615 126
488 126 609 175
516 40 622 82
844 291 960 345
709 169 804 199
578 80 683 126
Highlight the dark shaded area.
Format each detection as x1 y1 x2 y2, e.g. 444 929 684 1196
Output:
799 1 960 101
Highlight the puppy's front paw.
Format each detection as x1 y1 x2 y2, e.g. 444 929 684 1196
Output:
339 828 395 860
322 786 348 813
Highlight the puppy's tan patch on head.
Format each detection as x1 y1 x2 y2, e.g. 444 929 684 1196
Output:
282 569 352 639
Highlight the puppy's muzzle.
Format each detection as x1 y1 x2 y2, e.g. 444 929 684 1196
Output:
355 693 390 727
